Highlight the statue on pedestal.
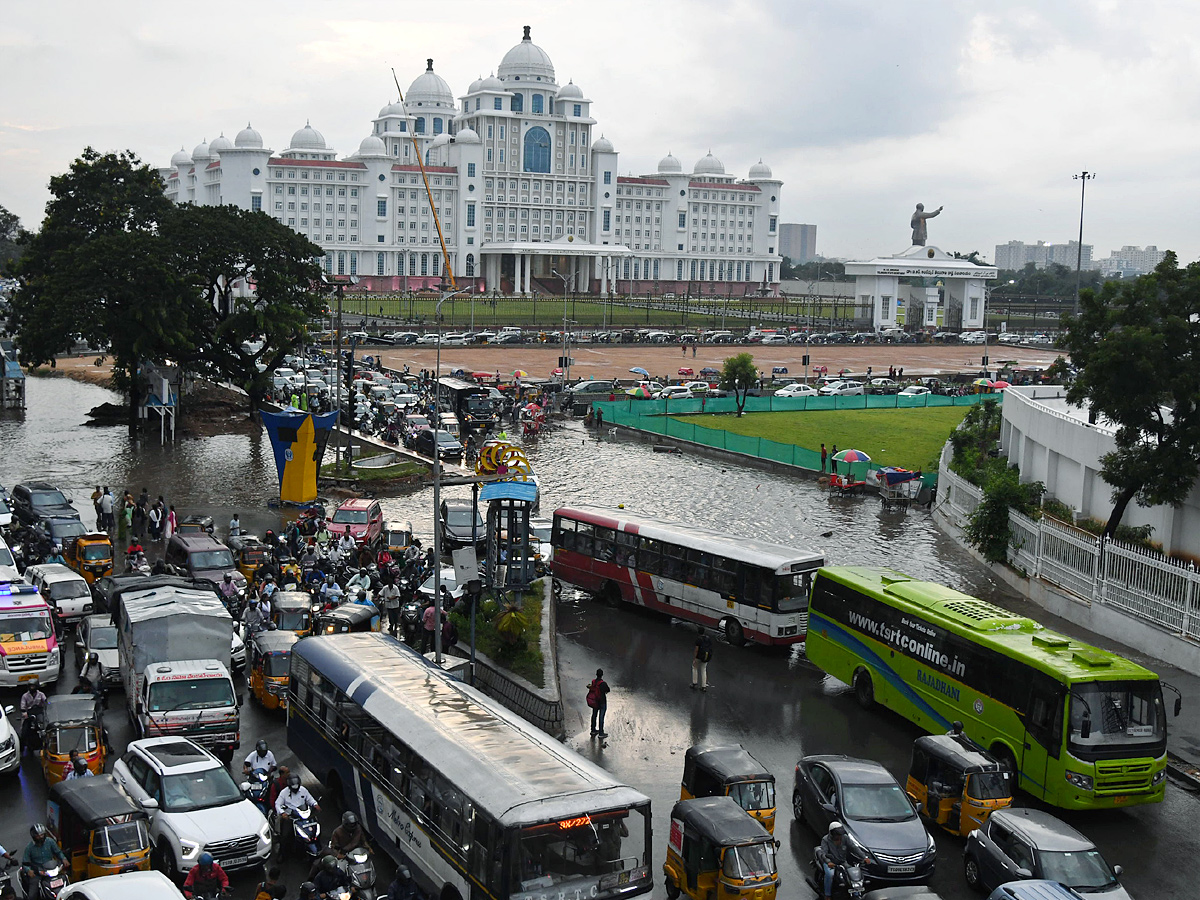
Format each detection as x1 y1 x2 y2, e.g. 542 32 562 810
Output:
910 203 943 246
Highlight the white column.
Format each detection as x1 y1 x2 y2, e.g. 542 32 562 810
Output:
600 256 608 295
524 253 533 294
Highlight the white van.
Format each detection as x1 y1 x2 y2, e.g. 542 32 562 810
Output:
25 563 93 627
440 412 462 441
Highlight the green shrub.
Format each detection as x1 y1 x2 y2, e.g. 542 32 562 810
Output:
965 465 1044 562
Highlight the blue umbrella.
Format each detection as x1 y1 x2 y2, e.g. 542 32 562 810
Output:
629 366 651 377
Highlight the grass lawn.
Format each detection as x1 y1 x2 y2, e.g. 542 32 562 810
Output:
674 407 969 471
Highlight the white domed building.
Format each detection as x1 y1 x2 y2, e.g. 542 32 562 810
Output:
159 25 783 295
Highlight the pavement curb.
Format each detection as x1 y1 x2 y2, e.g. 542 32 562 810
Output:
1166 752 1200 791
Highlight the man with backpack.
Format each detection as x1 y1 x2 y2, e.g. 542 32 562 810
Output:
586 669 610 738
692 626 713 692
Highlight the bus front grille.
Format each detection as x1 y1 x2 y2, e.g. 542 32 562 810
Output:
1095 761 1153 794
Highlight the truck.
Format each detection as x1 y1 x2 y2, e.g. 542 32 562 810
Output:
437 376 498 431
115 584 241 762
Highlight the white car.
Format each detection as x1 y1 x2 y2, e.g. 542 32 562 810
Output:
416 333 440 345
760 333 789 345
25 563 93 626
231 628 246 673
898 385 932 396
819 380 865 396
961 331 987 344
60 871 186 900
419 567 467 602
112 737 272 878
0 704 20 773
997 332 1022 344
775 383 818 398
683 381 712 394
441 333 469 345
0 535 21 584
656 386 694 400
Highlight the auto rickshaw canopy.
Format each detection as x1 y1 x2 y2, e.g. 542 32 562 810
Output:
273 591 313 614
684 743 772 790
50 774 147 828
909 735 1006 779
669 796 772 848
251 630 300 656
317 602 378 633
46 695 102 727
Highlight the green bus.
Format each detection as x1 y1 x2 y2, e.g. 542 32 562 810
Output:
805 566 1181 811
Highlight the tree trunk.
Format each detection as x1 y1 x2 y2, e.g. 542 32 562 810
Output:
1104 484 1140 538
125 359 140 437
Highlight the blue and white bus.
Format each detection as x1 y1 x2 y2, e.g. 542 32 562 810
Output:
287 633 653 900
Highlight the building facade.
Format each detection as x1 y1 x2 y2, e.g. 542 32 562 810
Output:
993 240 1094 271
779 223 817 264
1094 245 1166 279
159 27 783 296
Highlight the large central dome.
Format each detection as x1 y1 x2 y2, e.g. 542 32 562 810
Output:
497 25 555 82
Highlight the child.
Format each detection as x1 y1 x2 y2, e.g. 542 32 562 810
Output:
255 866 284 900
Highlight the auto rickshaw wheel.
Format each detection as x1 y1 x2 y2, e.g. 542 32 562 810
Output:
853 669 874 709
664 877 680 900
724 618 745 647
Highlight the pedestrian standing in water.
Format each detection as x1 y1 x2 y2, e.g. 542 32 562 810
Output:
586 669 610 737
692 626 713 692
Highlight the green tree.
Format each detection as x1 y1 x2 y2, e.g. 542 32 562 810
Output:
0 204 31 271
10 148 200 428
719 352 758 416
1058 252 1200 536
163 205 324 409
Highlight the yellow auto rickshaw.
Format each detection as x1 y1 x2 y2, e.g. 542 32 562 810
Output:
681 743 777 833
65 532 114 584
664 797 779 900
272 591 314 636
315 602 381 635
41 695 107 786
228 534 270 582
904 734 1013 837
48 775 152 880
248 630 299 711
384 520 414 557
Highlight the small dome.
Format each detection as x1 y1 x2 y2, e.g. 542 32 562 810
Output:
748 158 773 179
290 121 327 150
468 75 484 93
657 152 682 174
429 133 451 149
498 25 555 82
455 126 480 143
235 123 263 149
557 80 583 100
192 139 211 160
407 59 454 109
591 134 614 153
209 133 234 153
479 73 504 92
694 151 725 175
357 134 387 156
170 147 192 168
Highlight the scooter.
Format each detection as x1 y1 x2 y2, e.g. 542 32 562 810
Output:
242 768 272 817
400 595 422 646
22 863 68 900
339 847 377 900
806 851 865 900
282 800 323 859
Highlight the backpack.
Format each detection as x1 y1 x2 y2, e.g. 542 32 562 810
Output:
586 679 601 709
697 635 713 663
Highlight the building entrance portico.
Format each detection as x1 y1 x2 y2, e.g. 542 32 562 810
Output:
482 238 632 295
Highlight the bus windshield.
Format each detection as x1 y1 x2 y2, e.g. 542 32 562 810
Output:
515 807 649 897
775 571 813 613
1069 680 1165 755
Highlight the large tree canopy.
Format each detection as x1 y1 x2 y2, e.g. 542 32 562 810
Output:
1058 252 1200 536
719 352 759 416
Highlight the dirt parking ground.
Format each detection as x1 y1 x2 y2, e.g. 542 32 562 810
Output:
379 342 1060 383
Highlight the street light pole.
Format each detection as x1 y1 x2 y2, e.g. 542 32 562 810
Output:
1073 171 1095 316
552 268 571 384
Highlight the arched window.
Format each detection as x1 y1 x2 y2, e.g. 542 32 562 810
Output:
465 254 475 277
511 93 523 112
420 253 428 276
433 118 443 135
523 126 551 174
531 94 543 114
548 97 554 115
415 117 426 134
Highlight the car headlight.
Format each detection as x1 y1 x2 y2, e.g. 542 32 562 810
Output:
0 736 14 752
926 832 937 856
1152 769 1167 786
179 840 201 860
259 822 273 844
1065 769 1094 791
48 648 59 665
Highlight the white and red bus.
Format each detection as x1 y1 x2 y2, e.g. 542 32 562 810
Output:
551 506 824 646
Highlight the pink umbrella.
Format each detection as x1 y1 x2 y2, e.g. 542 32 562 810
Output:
991 380 1011 389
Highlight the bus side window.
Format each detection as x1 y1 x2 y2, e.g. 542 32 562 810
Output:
662 545 684 581
710 557 736 596
575 523 594 556
614 532 637 567
639 538 662 575
469 814 495 887
594 526 616 562
556 519 576 552
685 549 710 588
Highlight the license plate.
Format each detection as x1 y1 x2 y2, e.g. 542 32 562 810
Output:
888 865 916 874
18 674 39 682
223 856 249 868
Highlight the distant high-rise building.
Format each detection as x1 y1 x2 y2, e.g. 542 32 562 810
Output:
994 240 1093 271
1095 246 1166 278
780 223 817 264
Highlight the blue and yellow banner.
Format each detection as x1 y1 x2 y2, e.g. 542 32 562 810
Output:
261 410 339 504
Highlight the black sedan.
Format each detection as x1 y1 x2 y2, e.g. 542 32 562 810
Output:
793 755 936 886
963 808 1130 898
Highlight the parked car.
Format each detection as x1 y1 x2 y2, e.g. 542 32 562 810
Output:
494 332 524 344
819 380 865 396
683 381 712 394
851 332 878 344
775 383 819 398
867 378 901 395
566 380 618 394
413 428 464 461
898 386 932 397
761 333 789 345
111 737 272 878
439 500 486 550
11 482 80 527
998 332 1023 344
656 386 694 400
416 333 440 345
932 332 960 344
327 498 384 547
964 807 1129 898
793 755 936 886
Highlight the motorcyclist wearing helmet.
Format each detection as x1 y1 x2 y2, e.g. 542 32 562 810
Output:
385 865 418 900
819 822 853 900
219 573 240 604
328 811 369 858
21 824 66 893
275 773 320 819
309 855 352 899
182 852 229 899
19 681 47 755
64 757 93 780
244 739 278 776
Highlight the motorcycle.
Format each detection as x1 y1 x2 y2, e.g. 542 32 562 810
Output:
339 847 377 900
0 856 17 900
807 850 865 900
22 864 68 900
400 595 422 646
280 800 322 859
242 767 272 817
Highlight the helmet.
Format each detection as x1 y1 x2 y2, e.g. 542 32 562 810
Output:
397 867 411 882
341 811 359 829
288 774 301 790
266 574 275 582
26 679 39 691
299 883 319 900
256 739 268 755
198 852 214 868
829 821 845 837
224 573 232 581
30 824 48 841
73 758 88 774
321 855 338 873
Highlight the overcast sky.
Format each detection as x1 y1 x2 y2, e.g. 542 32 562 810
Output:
3 0 1196 264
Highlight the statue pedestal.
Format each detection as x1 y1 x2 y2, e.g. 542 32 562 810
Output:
844 245 997 331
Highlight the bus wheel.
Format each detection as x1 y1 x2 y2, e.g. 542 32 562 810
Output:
601 581 622 608
665 877 681 900
853 669 874 709
990 743 1018 778
724 619 746 647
